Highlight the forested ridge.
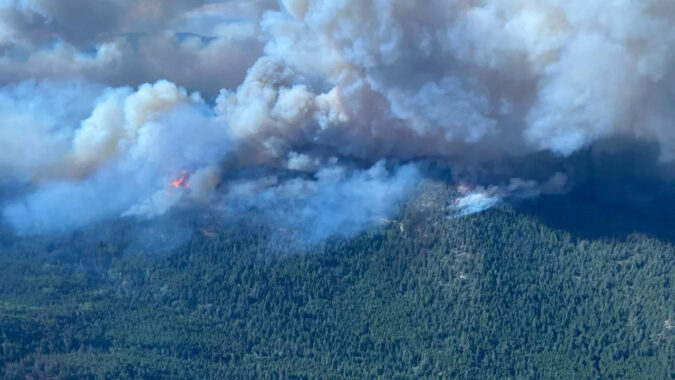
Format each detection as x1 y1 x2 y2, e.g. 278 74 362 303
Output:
0 190 673 379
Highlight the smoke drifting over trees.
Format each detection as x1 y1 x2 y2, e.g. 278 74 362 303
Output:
1 0 675 239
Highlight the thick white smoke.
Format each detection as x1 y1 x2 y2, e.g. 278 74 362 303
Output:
2 0 675 238
221 161 420 243
450 172 569 217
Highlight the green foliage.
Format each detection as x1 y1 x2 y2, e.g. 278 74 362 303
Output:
0 196 673 379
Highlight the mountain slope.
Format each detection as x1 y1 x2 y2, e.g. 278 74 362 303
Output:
0 194 673 379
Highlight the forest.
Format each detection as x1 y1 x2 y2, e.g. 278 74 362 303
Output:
0 187 673 379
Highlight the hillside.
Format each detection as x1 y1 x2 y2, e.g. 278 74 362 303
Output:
0 190 673 379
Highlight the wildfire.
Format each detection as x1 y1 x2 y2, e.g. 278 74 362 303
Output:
169 170 190 188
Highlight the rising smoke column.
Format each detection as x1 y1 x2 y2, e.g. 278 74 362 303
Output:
2 0 675 238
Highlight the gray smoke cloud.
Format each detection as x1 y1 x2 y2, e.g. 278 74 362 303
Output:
2 0 675 240
0 0 276 96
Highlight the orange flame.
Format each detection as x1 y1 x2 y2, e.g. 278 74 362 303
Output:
169 170 190 188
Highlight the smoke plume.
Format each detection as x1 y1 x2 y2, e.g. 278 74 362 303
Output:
2 0 675 241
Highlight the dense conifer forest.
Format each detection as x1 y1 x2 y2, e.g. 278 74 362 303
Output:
0 189 673 379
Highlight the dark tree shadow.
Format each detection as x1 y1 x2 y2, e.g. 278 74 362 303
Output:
516 191 675 244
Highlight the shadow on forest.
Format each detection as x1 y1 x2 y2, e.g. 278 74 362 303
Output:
509 139 675 244
516 191 675 244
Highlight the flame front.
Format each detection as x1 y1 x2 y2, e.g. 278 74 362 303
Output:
169 170 190 188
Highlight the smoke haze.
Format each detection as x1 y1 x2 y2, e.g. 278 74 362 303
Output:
2 0 675 241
